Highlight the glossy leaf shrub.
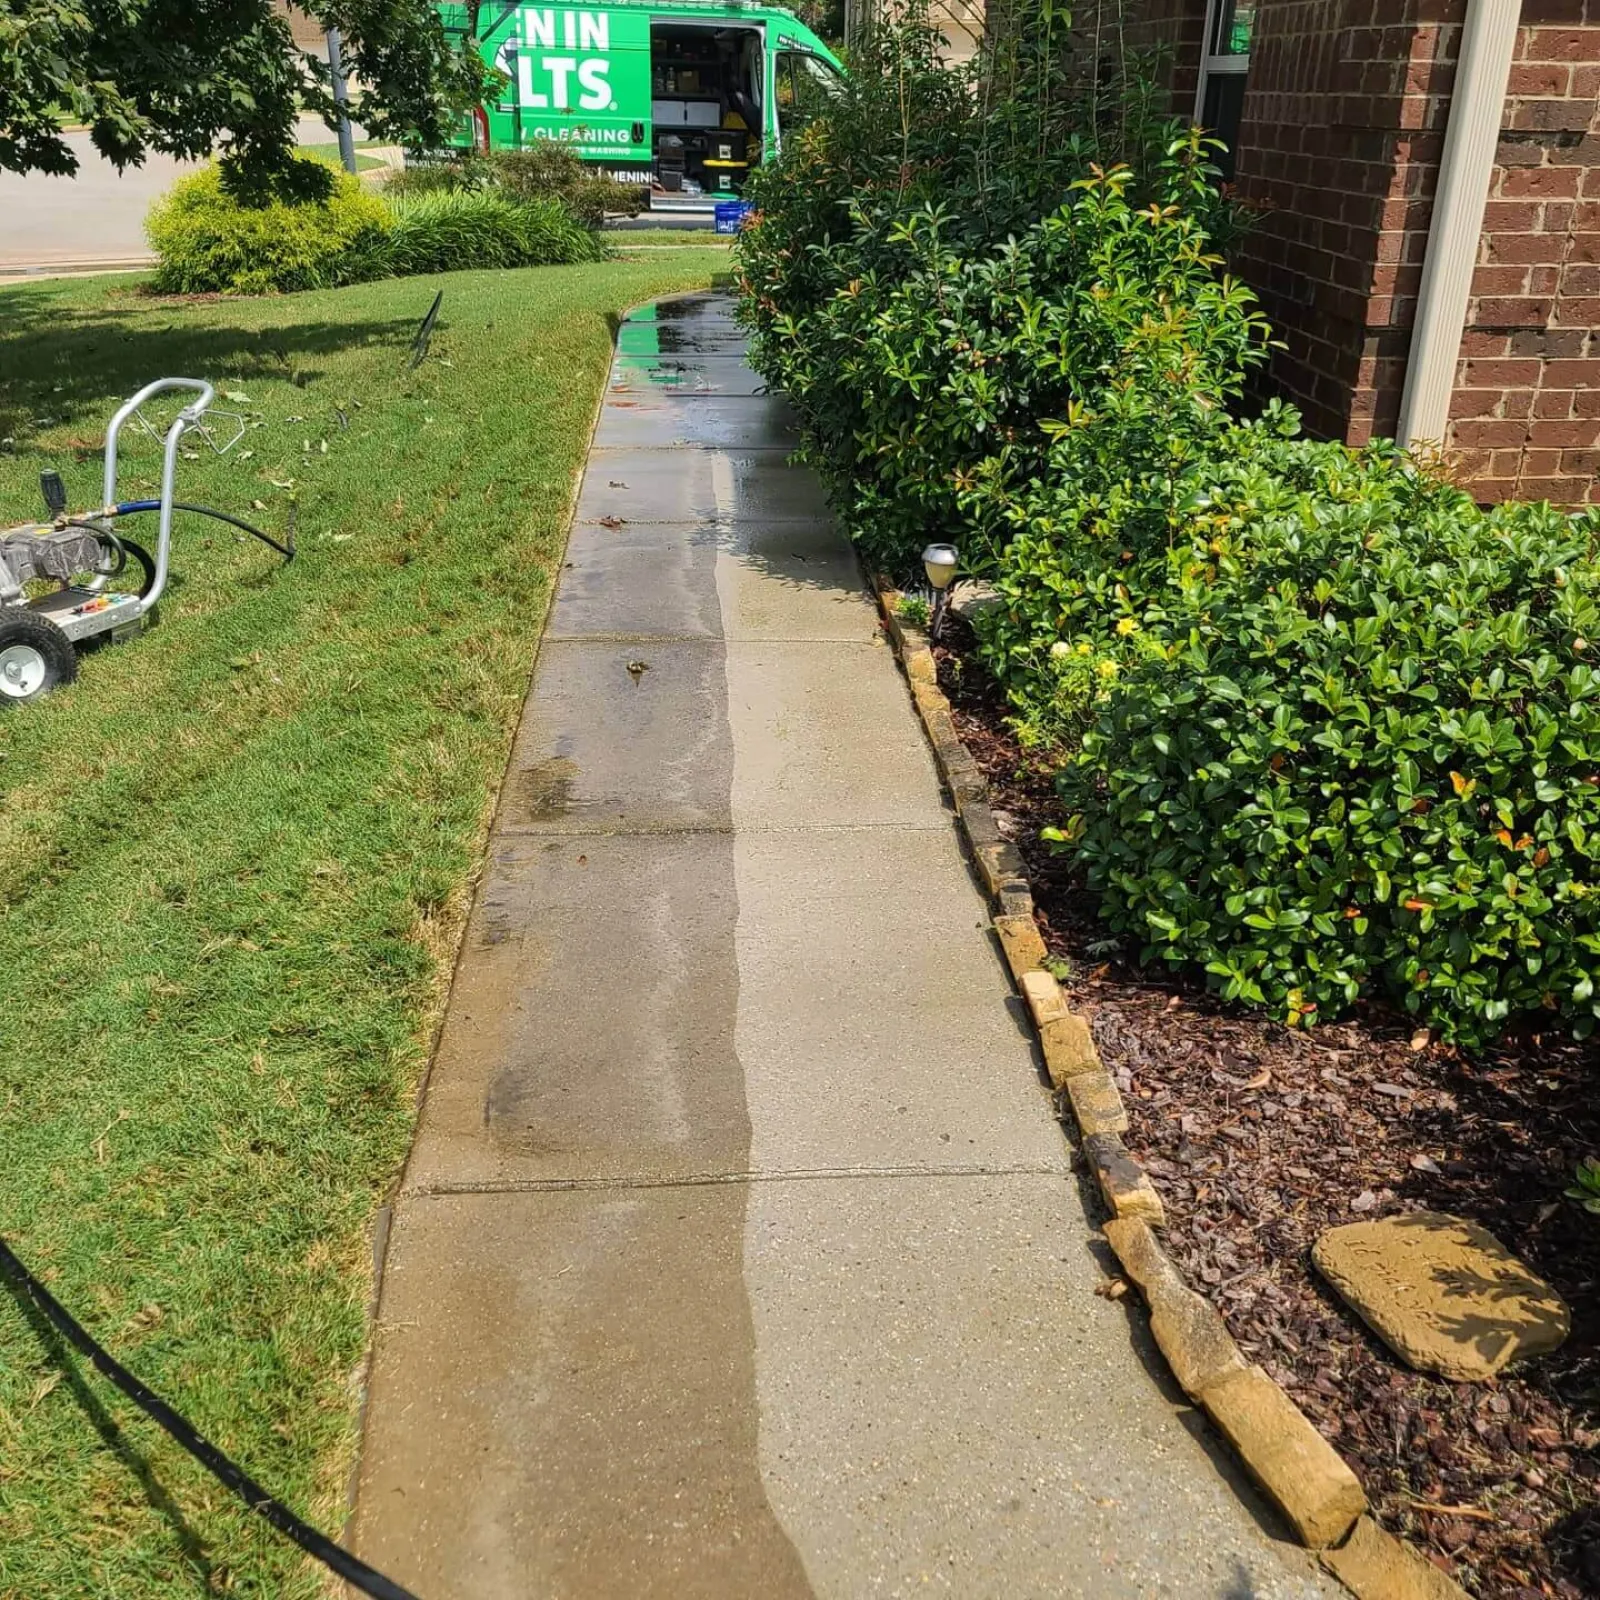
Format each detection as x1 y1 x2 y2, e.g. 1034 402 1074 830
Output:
735 10 1249 577
1058 431 1600 1045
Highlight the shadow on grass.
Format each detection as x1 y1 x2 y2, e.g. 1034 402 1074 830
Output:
2 1277 216 1588
0 283 424 450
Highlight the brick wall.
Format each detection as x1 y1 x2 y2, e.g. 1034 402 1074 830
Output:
1223 2 1459 445
1129 0 1600 507
1455 13 1600 504
1121 0 1209 111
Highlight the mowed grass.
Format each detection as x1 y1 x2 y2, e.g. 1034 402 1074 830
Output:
0 252 716 1598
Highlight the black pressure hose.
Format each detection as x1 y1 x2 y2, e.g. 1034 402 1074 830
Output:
112 500 296 562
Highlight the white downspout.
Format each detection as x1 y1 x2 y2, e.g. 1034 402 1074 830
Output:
1397 0 1522 448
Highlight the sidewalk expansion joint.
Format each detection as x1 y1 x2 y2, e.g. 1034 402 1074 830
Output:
401 1161 1067 1198
490 820 956 838
541 633 877 645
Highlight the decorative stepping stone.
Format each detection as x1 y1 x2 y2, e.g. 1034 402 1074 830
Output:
1312 1211 1569 1382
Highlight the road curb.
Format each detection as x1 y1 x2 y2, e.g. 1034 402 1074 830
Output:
871 577 1469 1599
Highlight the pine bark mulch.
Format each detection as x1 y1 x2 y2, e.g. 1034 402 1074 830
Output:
935 635 1600 1600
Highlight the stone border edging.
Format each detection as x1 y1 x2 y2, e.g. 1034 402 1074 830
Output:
873 578 1469 1600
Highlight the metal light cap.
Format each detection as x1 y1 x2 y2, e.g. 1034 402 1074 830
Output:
922 543 959 591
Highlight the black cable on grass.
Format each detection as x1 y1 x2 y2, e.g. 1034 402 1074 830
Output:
114 500 296 562
0 1236 421 1600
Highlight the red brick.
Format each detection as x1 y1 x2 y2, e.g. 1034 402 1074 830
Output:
1472 265 1535 295
1544 359 1600 386
1521 449 1566 477
1526 29 1592 61
1560 448 1600 474
1454 420 1535 448
1482 200 1542 231
1529 419 1600 449
1557 296 1600 323
1488 231 1567 264
1509 63 1572 96
1474 297 1555 325
1460 331 1514 358
1574 389 1600 417
1461 358 1545 386
1518 477 1578 500
1499 165 1583 198
1450 389 1507 420
1535 389 1578 419
1470 478 1520 502
1508 98 1597 132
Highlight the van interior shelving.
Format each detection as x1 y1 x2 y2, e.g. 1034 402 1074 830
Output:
648 24 762 202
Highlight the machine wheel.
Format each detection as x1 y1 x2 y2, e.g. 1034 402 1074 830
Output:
0 612 77 705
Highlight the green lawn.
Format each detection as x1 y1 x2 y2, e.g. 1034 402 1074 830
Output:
297 141 389 172
0 251 717 1597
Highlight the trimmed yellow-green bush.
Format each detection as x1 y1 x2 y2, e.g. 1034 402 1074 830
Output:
146 156 392 295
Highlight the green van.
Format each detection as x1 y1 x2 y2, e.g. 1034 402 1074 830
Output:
438 0 843 211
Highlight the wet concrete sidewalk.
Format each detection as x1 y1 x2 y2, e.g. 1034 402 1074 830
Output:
352 295 1342 1599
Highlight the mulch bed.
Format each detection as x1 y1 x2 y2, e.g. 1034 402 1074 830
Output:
932 627 1600 1600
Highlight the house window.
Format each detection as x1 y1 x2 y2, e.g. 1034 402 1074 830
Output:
1194 0 1254 180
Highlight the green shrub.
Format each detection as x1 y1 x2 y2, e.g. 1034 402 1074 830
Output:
1055 435 1600 1046
736 10 1251 579
386 190 605 275
146 156 391 295
388 145 642 224
487 145 643 225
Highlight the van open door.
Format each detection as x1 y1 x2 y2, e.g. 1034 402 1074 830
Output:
646 18 765 210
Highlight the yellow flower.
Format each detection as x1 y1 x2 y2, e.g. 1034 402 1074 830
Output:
1096 659 1119 680
1076 641 1093 656
1116 616 1139 636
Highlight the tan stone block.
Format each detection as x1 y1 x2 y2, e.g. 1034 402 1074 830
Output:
1199 1365 1365 1549
1320 1515 1471 1600
1312 1212 1570 1382
945 764 988 816
904 645 937 686
994 914 1047 980
1082 1133 1165 1226
998 887 1035 920
1104 1219 1247 1399
1064 1064 1128 1136
973 839 1028 898
1038 1011 1099 1087
1020 969 1068 1028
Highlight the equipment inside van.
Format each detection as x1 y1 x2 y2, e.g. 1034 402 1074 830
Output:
438 0 843 211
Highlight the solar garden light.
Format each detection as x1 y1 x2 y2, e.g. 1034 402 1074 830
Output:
922 543 959 639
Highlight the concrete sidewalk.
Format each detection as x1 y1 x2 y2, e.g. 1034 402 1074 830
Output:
351 295 1342 1599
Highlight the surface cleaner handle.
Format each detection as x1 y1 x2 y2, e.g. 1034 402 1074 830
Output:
101 378 217 510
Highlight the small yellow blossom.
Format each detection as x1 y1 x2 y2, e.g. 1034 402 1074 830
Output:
1116 616 1140 636
1076 641 1093 656
1096 659 1119 680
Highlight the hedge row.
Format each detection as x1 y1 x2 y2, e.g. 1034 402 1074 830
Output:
146 154 604 295
735 14 1600 1047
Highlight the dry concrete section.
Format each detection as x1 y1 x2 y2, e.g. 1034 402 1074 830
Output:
353 295 1344 1599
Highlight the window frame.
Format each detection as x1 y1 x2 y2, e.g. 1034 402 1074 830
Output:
1192 0 1251 124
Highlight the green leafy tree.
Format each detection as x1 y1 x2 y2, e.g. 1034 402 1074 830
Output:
0 0 495 198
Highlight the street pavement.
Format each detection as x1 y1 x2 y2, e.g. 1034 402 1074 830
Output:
350 295 1346 1599
0 117 356 272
